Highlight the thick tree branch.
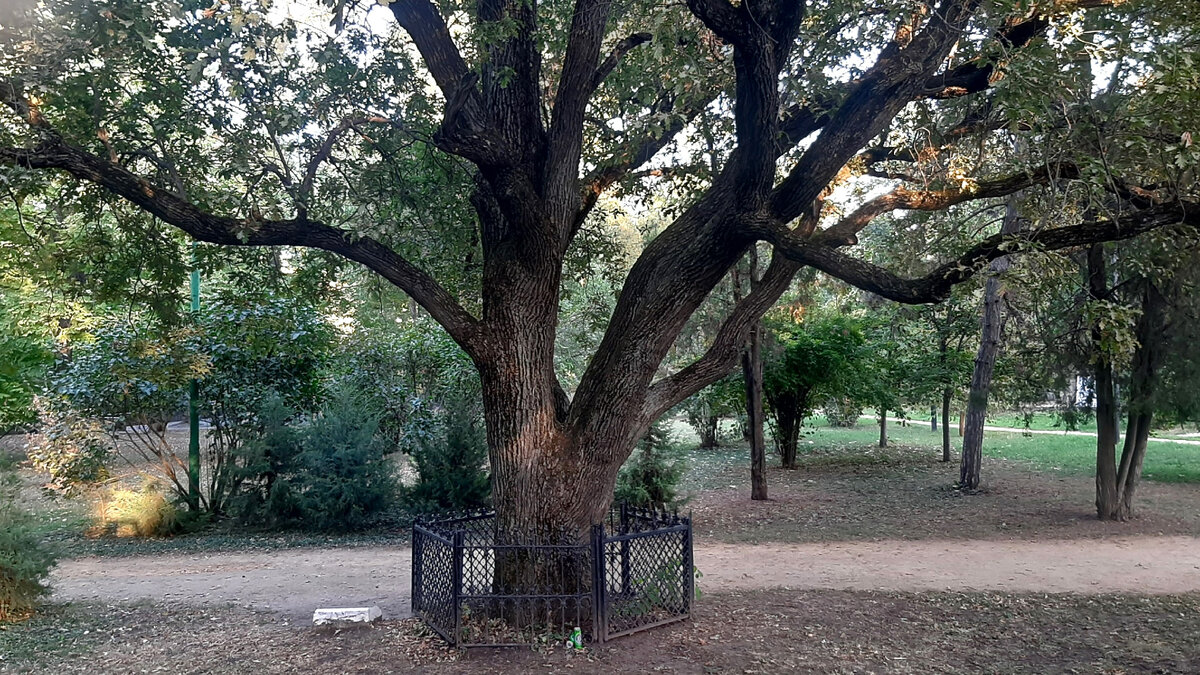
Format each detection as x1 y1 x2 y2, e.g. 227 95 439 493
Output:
686 0 746 43
0 137 485 355
386 2 508 167
816 162 1079 245
643 254 802 420
591 32 653 91
769 0 982 225
387 0 473 99
759 202 1198 304
546 0 617 231
771 0 1113 159
924 0 1117 99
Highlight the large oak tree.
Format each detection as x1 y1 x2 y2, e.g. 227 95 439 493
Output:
1 0 1196 535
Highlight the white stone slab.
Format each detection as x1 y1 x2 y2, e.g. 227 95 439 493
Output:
312 606 383 625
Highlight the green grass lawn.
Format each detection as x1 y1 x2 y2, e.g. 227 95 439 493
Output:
672 416 1200 484
861 408 1199 439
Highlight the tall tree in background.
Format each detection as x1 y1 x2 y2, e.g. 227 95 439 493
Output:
736 250 768 500
959 198 1022 489
1 0 1196 536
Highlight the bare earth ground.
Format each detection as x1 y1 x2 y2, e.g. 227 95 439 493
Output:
47 535 1200 621
6 590 1200 674
687 446 1200 543
7 442 1200 672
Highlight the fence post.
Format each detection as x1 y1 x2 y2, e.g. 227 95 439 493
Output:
452 530 464 647
411 526 421 615
590 523 606 643
683 516 694 618
619 503 631 596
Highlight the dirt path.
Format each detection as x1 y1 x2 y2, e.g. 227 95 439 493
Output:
50 536 1200 620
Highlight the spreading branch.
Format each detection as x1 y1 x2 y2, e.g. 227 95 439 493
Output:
387 2 507 166
924 0 1117 99
816 162 1079 245
760 202 1199 304
546 0 618 230
643 254 802 420
591 33 653 91
0 135 485 356
769 0 982 225
297 116 391 216
570 94 713 243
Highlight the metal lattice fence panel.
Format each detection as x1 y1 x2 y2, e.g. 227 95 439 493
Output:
410 506 692 648
411 524 457 644
600 518 692 639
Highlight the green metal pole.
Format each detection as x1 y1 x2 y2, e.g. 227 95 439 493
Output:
188 243 201 511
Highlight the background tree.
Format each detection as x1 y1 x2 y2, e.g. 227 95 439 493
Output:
763 314 867 468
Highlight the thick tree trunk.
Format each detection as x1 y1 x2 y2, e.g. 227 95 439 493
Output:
878 409 887 448
941 388 952 462
742 322 768 500
959 199 1021 490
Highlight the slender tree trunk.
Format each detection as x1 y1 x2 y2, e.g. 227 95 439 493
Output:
1089 245 1122 520
959 199 1021 489
743 322 768 500
878 408 887 448
698 415 720 448
931 406 937 432
1116 411 1152 518
941 388 952 462
779 408 800 469
1112 281 1166 519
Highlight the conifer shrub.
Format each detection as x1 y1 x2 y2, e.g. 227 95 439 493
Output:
615 423 687 510
0 458 56 622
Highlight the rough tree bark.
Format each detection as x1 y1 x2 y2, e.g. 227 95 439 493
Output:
742 322 768 500
878 409 888 448
1088 245 1121 519
959 199 1022 490
736 249 768 500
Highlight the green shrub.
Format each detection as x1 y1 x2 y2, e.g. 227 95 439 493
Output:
199 296 333 515
233 389 397 531
0 457 56 621
682 377 742 448
26 402 111 496
406 397 491 511
287 389 396 530
615 423 686 510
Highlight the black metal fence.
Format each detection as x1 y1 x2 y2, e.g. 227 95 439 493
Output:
411 505 693 647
